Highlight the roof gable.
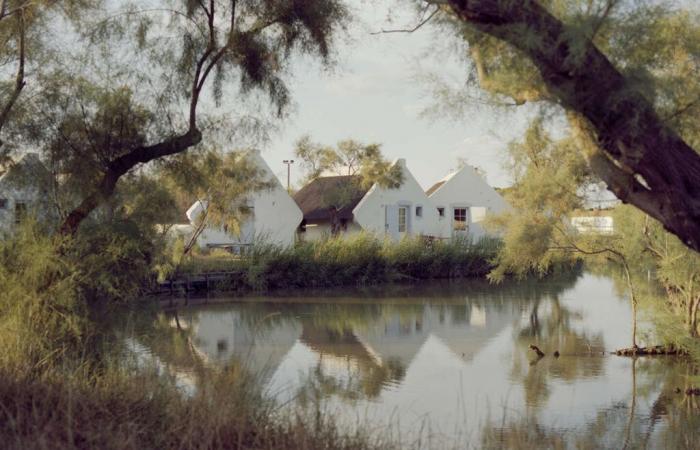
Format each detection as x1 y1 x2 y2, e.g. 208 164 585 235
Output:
427 165 510 212
425 180 445 196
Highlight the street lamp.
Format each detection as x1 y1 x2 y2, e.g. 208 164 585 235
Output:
283 159 294 192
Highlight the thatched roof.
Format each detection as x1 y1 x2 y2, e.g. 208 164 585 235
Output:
425 180 445 196
293 175 368 223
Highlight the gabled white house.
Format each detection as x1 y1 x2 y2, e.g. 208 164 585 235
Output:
186 150 303 251
354 159 440 240
427 165 510 240
295 158 440 241
0 153 53 234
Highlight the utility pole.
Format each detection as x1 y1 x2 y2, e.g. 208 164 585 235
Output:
283 159 294 193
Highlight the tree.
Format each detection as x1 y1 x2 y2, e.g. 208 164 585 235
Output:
488 119 700 352
158 149 273 255
413 0 700 252
17 0 348 236
0 0 91 155
488 121 645 348
294 136 403 235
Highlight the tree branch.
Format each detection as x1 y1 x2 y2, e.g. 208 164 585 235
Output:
370 7 439 35
0 11 26 149
432 0 700 252
59 129 203 235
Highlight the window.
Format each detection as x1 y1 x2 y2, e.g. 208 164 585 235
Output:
437 207 444 217
415 206 422 217
0 198 7 209
398 206 407 233
453 208 467 231
14 202 26 225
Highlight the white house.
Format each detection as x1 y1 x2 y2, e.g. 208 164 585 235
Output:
427 165 510 241
295 158 440 241
186 150 303 251
0 153 53 234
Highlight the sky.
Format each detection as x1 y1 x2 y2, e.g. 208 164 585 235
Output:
260 2 536 190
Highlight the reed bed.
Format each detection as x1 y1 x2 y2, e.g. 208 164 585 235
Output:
177 234 501 291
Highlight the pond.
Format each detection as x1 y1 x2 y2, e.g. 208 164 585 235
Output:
124 271 700 449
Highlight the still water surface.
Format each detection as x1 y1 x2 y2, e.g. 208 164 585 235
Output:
126 272 700 448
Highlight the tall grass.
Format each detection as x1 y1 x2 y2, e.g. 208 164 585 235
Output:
178 233 501 291
0 359 396 450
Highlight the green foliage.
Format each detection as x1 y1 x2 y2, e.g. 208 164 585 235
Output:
179 233 498 291
0 220 90 370
163 149 273 248
487 121 592 281
0 1 99 154
294 135 403 189
613 205 700 339
488 106 700 346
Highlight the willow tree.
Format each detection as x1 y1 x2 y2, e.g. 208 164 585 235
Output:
16 0 348 236
488 120 700 352
0 0 92 154
411 0 700 252
488 120 650 348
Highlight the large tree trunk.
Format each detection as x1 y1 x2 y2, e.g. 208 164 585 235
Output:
58 129 202 235
436 0 700 252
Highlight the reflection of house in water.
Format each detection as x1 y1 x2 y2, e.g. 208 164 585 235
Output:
175 307 302 378
148 293 524 401
299 325 406 398
354 302 518 365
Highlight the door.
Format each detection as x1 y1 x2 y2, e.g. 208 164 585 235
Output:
398 206 408 238
385 204 399 239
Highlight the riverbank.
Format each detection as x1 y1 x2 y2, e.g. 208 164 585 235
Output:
0 363 395 450
162 234 500 294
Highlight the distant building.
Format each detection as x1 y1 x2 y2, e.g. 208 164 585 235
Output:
570 214 615 235
295 158 440 241
427 165 510 241
0 153 53 234
186 150 303 251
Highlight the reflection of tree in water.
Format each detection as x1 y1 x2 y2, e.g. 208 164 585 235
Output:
481 358 700 450
296 325 406 402
114 269 585 399
509 288 607 408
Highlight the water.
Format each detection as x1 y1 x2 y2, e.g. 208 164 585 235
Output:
123 271 700 448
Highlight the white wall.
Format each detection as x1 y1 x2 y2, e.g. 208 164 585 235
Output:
353 159 440 240
300 221 363 242
571 216 614 235
429 166 510 240
0 154 52 234
189 151 303 249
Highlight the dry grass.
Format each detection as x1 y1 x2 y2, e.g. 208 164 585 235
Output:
0 364 395 450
